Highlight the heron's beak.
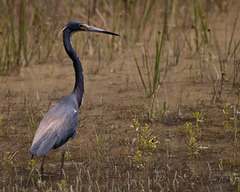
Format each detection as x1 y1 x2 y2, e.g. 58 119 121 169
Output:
80 24 119 36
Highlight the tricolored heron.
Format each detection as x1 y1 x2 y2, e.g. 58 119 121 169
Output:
29 21 119 176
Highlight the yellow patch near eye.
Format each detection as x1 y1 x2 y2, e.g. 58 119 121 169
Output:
79 24 89 30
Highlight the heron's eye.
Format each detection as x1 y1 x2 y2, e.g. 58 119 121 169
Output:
79 24 84 30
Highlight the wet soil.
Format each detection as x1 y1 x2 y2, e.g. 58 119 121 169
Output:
1 6 240 192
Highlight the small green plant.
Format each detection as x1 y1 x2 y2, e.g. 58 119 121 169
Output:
193 111 205 133
218 159 224 172
0 116 15 135
37 177 46 189
182 112 205 159
187 126 199 157
182 122 199 158
139 123 158 153
223 103 238 143
57 179 68 191
65 151 71 161
164 138 172 158
229 172 240 191
27 159 37 185
156 101 169 122
193 111 204 123
28 159 36 168
131 116 159 167
94 129 105 165
131 115 140 131
223 103 232 115
2 151 18 171
34 169 53 191
134 150 144 168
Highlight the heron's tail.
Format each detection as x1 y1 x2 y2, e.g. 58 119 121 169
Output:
29 146 35 159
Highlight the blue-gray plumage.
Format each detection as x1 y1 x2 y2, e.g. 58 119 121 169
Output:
30 94 78 157
29 21 119 176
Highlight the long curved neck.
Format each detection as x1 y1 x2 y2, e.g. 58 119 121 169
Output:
63 28 84 108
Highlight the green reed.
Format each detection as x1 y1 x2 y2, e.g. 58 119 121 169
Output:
192 0 209 53
226 14 240 59
192 0 199 52
135 28 166 118
135 0 155 41
0 0 160 74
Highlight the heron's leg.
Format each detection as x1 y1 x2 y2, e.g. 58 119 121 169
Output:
40 155 46 178
60 143 67 176
60 152 65 177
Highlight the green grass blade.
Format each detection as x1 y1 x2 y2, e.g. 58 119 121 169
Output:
230 40 240 58
212 26 224 76
182 30 193 52
193 0 199 52
134 55 148 96
153 30 164 94
196 0 208 43
227 14 239 57
139 0 155 35
144 46 152 95
163 51 169 80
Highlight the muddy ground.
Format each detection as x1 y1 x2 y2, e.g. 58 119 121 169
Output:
1 2 240 192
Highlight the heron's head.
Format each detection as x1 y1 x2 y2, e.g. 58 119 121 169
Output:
64 20 119 36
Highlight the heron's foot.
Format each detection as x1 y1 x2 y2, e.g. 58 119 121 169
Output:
60 168 64 178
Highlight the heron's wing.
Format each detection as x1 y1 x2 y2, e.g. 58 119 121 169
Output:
52 107 79 149
30 95 78 157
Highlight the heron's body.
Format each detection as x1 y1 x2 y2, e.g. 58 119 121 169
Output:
30 93 79 158
29 21 119 176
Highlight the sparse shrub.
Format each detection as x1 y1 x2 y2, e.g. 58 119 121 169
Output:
1 151 18 171
229 172 240 191
57 179 68 192
181 111 205 159
223 103 239 143
0 116 15 135
131 116 159 167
